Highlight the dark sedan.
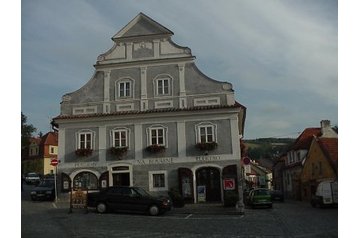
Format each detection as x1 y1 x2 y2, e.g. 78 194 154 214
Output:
270 190 284 202
30 179 55 201
87 186 172 216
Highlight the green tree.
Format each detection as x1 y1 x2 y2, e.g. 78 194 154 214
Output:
21 112 36 151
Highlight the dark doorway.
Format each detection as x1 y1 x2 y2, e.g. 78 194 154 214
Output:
196 167 221 202
113 173 130 186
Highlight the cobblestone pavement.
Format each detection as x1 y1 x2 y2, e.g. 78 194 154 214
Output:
21 184 338 238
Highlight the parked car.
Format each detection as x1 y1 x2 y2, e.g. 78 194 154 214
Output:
87 186 172 216
311 180 338 208
247 188 273 208
30 179 55 201
25 172 41 185
270 190 284 202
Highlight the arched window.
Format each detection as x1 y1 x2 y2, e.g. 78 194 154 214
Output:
76 129 95 150
153 74 173 96
115 78 134 100
111 127 130 148
195 122 218 143
73 172 98 190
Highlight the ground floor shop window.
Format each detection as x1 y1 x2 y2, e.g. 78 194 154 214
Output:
149 171 167 192
73 171 98 190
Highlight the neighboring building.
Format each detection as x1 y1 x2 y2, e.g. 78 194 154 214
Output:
52 13 246 203
282 120 337 200
301 136 338 201
22 132 58 175
243 160 272 189
272 155 286 192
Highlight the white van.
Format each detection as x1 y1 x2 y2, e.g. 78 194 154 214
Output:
311 180 338 207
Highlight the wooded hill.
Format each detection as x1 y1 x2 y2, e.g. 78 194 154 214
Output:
243 138 295 161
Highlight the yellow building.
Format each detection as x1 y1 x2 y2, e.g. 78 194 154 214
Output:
301 136 338 201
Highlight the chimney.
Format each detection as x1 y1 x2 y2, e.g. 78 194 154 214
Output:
320 120 337 138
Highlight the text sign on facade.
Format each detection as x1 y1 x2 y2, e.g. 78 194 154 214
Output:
223 178 235 190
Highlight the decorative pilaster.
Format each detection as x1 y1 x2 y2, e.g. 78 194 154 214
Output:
126 42 133 60
134 124 143 159
98 126 106 163
103 70 111 113
153 39 160 58
140 67 148 111
177 121 186 158
178 63 187 108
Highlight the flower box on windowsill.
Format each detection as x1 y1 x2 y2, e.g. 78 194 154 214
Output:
146 144 165 153
75 148 93 157
196 142 218 151
109 147 128 158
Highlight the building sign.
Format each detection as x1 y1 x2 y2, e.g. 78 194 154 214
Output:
69 189 88 213
197 185 206 202
223 178 235 190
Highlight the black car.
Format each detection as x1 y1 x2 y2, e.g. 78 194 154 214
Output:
30 179 55 201
270 190 284 202
25 172 41 185
87 186 172 216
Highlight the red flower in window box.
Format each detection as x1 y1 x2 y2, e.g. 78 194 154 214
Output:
109 147 128 157
196 142 218 151
75 148 93 157
146 144 165 153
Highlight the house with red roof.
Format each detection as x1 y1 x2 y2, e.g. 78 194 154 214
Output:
22 132 58 175
51 13 246 204
301 136 338 201
282 120 337 200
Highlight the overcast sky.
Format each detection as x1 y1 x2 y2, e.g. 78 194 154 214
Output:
21 0 338 139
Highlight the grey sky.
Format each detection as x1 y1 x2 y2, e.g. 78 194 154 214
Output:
21 0 338 139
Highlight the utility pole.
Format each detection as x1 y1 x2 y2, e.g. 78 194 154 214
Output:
236 135 245 215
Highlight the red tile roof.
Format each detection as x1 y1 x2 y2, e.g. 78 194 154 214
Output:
53 103 246 120
40 132 58 146
290 128 322 150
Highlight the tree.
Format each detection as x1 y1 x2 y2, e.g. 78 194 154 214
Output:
21 112 37 151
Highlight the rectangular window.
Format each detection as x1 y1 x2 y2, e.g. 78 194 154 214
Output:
199 125 214 143
149 171 168 192
78 132 92 149
150 128 165 145
153 174 165 188
119 82 131 97
112 129 128 148
157 79 169 95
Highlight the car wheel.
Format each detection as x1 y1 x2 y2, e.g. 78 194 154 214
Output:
148 205 159 216
96 202 107 214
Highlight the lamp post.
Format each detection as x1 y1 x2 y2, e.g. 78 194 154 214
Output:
236 137 245 215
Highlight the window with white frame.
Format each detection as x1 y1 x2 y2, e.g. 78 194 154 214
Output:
149 171 168 191
154 75 172 96
116 79 133 99
195 122 217 143
146 125 168 147
157 78 169 95
111 128 129 148
77 130 94 149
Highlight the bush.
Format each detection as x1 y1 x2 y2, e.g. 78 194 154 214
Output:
168 188 185 208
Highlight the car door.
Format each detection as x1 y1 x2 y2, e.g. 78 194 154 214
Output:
117 187 144 212
106 187 122 210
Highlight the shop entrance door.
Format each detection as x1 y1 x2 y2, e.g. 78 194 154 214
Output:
196 167 221 202
113 173 130 186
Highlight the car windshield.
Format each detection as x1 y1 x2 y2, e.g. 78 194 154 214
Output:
27 173 39 177
37 180 54 187
134 187 150 197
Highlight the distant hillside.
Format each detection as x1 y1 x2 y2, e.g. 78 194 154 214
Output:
243 138 295 161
